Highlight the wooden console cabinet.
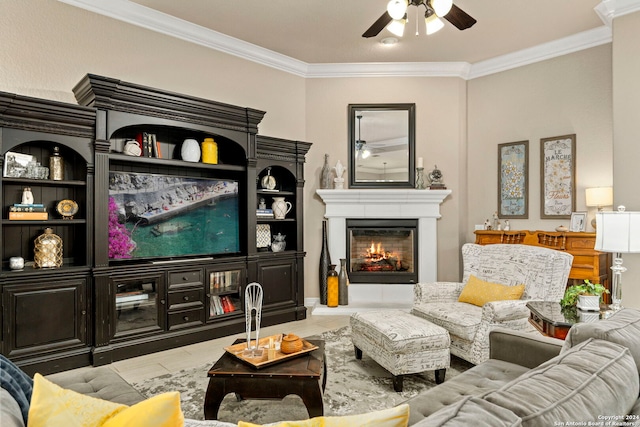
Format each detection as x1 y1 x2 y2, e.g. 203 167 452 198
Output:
474 230 612 300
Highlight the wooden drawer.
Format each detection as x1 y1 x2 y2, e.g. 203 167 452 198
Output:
167 288 204 310
169 270 203 288
167 307 205 330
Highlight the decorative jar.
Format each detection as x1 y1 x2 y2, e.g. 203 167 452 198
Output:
201 137 218 164
281 333 303 354
49 146 65 181
271 233 286 252
181 139 201 162
34 228 63 268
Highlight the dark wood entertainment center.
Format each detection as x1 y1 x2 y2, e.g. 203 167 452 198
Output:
0 75 311 375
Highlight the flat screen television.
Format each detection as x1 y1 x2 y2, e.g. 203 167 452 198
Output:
108 171 240 261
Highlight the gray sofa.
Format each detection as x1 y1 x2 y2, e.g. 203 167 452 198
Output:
406 307 640 426
3 308 640 426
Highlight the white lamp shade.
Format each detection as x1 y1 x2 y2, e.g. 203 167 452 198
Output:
387 0 409 20
586 187 613 207
431 0 453 16
387 19 406 37
595 210 640 253
425 15 444 35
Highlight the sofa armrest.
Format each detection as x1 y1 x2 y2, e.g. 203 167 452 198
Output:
489 328 563 369
482 300 530 323
414 282 465 304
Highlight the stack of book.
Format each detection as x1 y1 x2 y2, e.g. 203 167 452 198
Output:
209 295 236 316
256 208 274 219
8 203 48 220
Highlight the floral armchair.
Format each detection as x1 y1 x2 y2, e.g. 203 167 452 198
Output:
412 243 573 365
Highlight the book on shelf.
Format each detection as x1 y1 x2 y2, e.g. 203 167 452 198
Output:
222 296 236 313
151 134 162 159
13 203 45 208
10 205 47 212
9 211 48 220
256 209 274 214
142 132 154 158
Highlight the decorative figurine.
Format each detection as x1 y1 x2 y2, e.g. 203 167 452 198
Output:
49 146 65 181
504 220 511 231
333 160 346 189
484 219 492 230
492 212 500 230
427 165 446 189
21 187 34 205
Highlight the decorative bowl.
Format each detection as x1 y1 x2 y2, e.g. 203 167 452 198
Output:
280 333 303 354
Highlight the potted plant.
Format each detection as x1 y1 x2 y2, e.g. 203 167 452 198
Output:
560 279 609 312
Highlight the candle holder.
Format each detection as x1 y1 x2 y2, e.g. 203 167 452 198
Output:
416 167 426 189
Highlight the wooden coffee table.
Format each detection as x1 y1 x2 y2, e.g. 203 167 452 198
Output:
204 338 326 420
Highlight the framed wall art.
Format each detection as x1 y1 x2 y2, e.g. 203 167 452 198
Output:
570 212 587 232
498 141 529 219
540 134 576 219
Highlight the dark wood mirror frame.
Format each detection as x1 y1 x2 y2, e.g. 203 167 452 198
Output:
348 103 415 188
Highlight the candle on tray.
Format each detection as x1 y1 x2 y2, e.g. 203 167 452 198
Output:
417 157 423 168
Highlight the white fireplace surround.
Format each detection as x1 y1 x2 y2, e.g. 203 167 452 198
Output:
313 188 451 315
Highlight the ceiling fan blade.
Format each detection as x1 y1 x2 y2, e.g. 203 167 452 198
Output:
443 4 477 30
362 12 393 38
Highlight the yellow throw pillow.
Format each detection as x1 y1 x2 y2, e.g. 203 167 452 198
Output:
237 403 409 427
27 374 183 427
458 275 525 307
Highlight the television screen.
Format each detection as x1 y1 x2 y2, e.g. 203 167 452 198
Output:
108 171 240 260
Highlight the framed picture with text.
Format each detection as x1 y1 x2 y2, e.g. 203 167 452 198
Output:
540 134 576 219
498 141 528 219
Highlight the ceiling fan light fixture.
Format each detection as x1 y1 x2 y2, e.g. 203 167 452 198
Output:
425 9 444 35
362 149 371 159
429 0 453 17
387 0 409 20
387 18 406 37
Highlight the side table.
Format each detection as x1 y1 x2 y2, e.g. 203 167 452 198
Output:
527 301 609 340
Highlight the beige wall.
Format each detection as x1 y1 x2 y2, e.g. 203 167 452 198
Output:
304 78 466 298
2 0 631 306
0 0 307 140
467 45 613 240
612 11 640 309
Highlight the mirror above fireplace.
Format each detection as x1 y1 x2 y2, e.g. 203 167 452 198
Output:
348 103 415 188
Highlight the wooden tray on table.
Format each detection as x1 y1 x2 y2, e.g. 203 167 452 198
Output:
224 334 318 369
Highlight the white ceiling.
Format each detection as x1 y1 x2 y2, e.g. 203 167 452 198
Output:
59 0 640 78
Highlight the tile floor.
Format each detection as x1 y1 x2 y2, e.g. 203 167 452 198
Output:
80 313 350 384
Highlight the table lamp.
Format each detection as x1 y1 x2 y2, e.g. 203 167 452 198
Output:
595 206 640 311
586 187 613 229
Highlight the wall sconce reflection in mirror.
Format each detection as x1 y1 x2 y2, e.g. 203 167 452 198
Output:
348 103 415 188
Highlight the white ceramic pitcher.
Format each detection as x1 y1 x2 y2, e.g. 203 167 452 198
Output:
272 197 292 220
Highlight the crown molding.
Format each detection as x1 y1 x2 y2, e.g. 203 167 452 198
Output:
58 0 637 80
305 62 471 79
468 26 612 80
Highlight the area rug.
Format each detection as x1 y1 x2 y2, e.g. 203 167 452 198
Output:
131 326 473 424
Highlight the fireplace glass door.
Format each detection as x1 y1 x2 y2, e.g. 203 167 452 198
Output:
346 219 418 284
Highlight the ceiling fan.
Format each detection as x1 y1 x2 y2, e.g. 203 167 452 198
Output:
363 0 476 38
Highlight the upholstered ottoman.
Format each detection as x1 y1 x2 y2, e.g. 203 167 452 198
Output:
350 310 450 392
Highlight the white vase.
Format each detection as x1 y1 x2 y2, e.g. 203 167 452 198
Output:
272 197 292 220
181 139 201 162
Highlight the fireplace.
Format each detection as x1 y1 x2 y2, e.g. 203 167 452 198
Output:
315 188 451 314
347 219 418 284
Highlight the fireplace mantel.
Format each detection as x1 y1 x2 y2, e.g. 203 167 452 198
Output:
315 188 451 314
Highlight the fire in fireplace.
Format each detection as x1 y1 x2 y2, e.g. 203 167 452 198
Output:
346 219 418 284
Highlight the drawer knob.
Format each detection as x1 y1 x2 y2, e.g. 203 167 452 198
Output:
183 296 190 301
183 316 189 321
182 276 188 281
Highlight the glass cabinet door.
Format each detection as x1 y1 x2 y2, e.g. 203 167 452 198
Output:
207 268 244 319
113 274 164 335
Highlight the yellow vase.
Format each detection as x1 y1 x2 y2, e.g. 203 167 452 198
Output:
201 137 218 164
327 265 339 307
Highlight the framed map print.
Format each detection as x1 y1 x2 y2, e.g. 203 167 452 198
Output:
540 134 576 219
498 141 528 218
